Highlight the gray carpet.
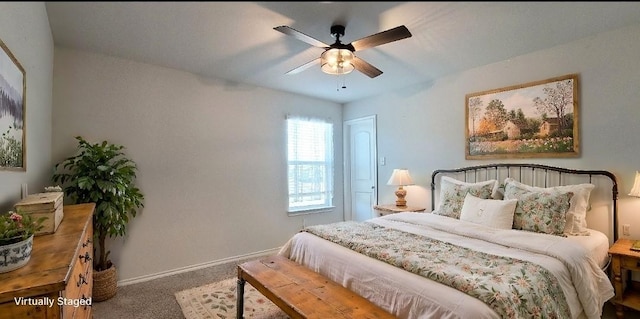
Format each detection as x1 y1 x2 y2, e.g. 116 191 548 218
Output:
92 257 639 319
92 256 259 319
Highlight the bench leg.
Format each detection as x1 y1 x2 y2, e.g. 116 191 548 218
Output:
237 278 245 319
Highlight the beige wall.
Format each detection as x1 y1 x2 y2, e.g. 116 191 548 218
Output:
0 3 54 212
344 24 640 240
52 48 344 282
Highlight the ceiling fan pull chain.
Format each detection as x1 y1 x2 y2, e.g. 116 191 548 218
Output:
336 73 347 91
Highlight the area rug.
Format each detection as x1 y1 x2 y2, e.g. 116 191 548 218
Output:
175 277 289 319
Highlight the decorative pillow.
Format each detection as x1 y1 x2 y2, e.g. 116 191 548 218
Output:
459 193 518 229
503 178 594 235
504 182 574 236
433 176 498 219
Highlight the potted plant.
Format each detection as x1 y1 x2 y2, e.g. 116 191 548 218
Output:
52 136 144 301
0 211 45 273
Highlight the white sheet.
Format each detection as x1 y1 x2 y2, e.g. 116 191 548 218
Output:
278 213 614 319
566 228 611 269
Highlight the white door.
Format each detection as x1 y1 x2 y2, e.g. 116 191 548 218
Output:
343 116 377 221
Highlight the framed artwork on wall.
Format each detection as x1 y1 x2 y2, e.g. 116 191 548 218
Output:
0 37 26 170
465 73 579 160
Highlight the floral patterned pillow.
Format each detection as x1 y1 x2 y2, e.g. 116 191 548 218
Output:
504 182 573 236
503 178 594 236
433 176 498 219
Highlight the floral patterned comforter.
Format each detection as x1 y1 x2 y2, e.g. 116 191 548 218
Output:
304 220 570 319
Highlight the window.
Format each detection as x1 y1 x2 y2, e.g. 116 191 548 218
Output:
286 116 334 213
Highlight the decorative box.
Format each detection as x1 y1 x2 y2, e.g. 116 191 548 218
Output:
14 192 64 236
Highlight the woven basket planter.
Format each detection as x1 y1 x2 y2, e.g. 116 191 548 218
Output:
93 265 117 302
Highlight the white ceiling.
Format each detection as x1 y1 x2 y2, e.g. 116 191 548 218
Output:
45 2 640 104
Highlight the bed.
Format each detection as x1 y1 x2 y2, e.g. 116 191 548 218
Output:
278 163 618 319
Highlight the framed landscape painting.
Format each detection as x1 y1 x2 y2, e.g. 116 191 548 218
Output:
0 38 26 170
465 74 579 159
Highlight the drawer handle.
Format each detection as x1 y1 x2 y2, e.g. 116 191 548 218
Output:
81 294 91 310
82 239 92 248
77 274 88 287
79 252 92 263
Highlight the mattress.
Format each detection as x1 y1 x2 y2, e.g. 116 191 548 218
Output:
566 228 610 269
279 212 614 319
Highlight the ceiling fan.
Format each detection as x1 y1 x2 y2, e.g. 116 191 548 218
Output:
274 24 412 78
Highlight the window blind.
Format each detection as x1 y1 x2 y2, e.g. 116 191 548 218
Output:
286 116 334 213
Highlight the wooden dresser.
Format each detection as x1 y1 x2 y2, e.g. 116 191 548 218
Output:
0 203 95 319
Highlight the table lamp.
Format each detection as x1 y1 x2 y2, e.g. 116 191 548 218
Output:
387 169 414 207
630 171 640 198
629 171 640 251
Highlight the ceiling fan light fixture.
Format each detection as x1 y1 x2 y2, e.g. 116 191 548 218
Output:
320 48 355 75
275 24 411 78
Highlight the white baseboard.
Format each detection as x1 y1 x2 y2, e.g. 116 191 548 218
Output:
117 247 282 286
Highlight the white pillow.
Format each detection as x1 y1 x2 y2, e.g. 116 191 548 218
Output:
503 178 595 235
459 193 518 229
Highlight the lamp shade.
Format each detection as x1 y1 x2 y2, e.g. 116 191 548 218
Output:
630 171 640 197
387 169 414 186
320 48 355 75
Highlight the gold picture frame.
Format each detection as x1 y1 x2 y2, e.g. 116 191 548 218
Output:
0 37 26 170
465 74 579 159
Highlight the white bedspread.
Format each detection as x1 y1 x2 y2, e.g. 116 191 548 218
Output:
278 212 614 319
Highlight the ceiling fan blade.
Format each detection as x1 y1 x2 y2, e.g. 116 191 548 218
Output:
274 26 330 48
352 57 383 78
285 58 321 75
350 25 412 51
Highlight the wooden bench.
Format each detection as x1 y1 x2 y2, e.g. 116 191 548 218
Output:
237 255 396 319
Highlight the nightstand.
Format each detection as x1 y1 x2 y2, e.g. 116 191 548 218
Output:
373 204 426 217
609 238 640 319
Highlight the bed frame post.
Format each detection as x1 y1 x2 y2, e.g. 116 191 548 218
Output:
612 182 619 242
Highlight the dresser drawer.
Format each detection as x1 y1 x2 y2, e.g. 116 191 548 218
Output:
74 282 93 319
76 225 93 319
61 274 92 319
62 221 93 319
621 256 640 272
78 222 93 276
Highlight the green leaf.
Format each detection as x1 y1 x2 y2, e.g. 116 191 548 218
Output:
77 176 95 190
51 136 145 270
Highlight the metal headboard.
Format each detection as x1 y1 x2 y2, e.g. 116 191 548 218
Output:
431 163 619 241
